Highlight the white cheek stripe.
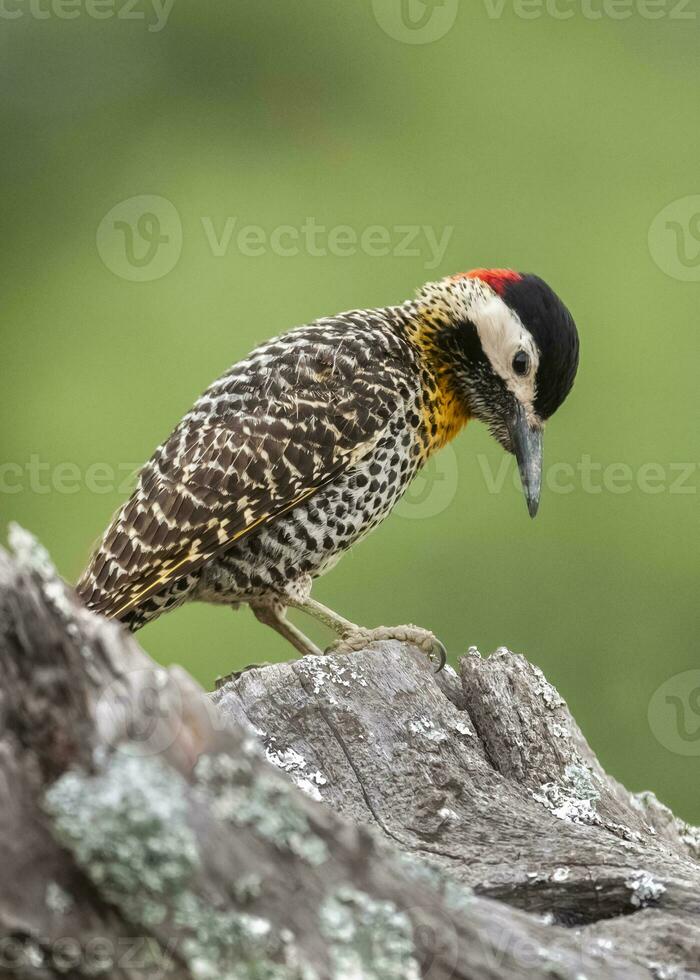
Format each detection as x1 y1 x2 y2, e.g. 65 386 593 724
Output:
468 294 540 418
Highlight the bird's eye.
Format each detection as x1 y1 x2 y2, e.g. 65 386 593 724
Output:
512 350 530 376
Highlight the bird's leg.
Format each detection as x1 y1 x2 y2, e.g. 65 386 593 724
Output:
249 598 324 658
285 593 357 636
286 591 447 671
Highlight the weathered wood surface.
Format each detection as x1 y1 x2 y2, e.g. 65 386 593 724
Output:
0 526 698 979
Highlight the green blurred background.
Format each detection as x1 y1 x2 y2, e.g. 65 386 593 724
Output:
1 1 698 820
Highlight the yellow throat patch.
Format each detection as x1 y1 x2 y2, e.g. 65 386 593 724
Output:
406 314 470 457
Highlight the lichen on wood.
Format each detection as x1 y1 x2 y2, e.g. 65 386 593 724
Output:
1 530 699 980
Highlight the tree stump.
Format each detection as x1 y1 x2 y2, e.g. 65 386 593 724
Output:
0 526 698 979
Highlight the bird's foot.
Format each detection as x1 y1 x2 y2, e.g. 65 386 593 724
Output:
327 624 447 672
215 662 273 689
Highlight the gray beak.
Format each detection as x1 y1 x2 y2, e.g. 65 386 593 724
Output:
508 404 543 519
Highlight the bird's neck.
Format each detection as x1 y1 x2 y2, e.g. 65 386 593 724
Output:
395 303 471 455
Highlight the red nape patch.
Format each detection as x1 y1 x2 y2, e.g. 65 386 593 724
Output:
452 268 522 296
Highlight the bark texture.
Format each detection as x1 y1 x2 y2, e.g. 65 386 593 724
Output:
0 526 698 980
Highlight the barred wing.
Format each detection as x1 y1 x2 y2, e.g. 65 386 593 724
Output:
77 325 402 619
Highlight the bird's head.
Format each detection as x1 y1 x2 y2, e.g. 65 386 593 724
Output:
415 269 579 517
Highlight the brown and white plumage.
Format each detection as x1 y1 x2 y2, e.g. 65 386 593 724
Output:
78 270 579 661
79 312 415 623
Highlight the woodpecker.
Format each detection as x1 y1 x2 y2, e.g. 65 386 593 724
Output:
77 269 579 668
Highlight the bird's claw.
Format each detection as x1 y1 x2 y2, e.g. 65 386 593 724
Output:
215 661 273 688
326 624 447 673
430 638 448 673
